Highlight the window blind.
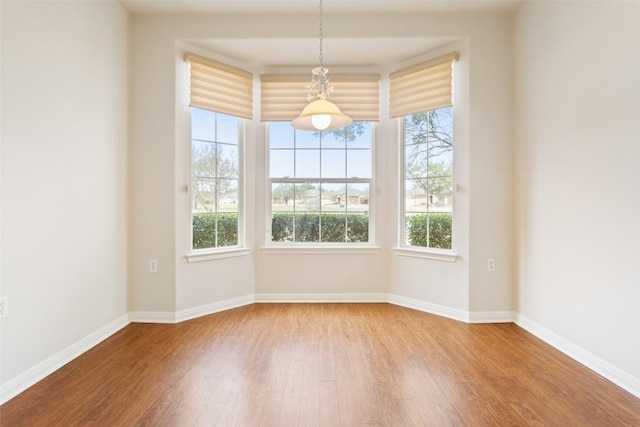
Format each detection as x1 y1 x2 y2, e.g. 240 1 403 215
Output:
389 52 458 118
261 74 380 122
184 53 253 120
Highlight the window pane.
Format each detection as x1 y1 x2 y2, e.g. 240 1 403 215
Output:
347 214 369 242
192 140 216 178
272 212 293 242
217 178 238 212
347 150 371 178
320 129 343 149
322 122 370 149
405 143 429 179
295 213 319 243
296 149 320 178
295 183 319 213
272 183 295 211
321 149 346 178
346 122 371 149
405 213 427 247
268 122 373 245
217 113 238 144
193 177 216 213
426 177 453 211
321 213 346 242
402 107 453 250
428 108 453 142
269 122 294 149
192 213 216 249
405 114 428 147
217 143 238 179
270 149 295 178
405 179 428 213
347 183 369 214
192 108 215 142
429 150 453 171
296 129 320 149
320 183 346 214
217 213 238 247
191 109 241 250
427 213 452 249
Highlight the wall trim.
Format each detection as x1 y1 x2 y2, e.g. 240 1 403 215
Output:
516 314 640 399
255 293 388 303
0 314 130 406
468 310 517 323
175 295 255 322
387 294 470 322
128 310 177 324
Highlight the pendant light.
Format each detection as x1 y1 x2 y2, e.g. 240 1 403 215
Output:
291 0 352 131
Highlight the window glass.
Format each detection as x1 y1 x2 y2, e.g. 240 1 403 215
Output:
403 108 453 249
268 122 373 244
191 109 240 249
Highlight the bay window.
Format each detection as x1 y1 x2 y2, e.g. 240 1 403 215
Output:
268 121 373 244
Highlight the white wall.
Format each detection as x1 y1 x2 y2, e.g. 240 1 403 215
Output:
515 0 640 382
0 0 130 385
130 12 515 314
387 14 514 313
129 17 178 313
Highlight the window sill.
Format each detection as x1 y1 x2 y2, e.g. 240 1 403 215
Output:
186 248 251 263
392 247 458 262
261 245 381 255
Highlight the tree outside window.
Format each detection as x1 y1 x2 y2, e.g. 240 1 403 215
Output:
191 108 240 249
269 121 372 244
404 108 453 249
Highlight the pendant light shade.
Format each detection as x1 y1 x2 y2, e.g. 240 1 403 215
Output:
291 0 352 132
291 99 352 131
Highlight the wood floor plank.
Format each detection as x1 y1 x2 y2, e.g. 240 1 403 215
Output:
1 303 639 426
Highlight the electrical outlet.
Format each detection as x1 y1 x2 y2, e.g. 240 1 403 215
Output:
149 259 158 273
0 296 8 319
487 258 496 272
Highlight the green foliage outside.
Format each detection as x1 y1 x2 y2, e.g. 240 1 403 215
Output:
271 213 369 243
193 212 452 249
406 213 452 249
192 213 238 249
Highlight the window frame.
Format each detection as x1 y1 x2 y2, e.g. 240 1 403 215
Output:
188 107 247 256
264 121 378 248
397 108 457 261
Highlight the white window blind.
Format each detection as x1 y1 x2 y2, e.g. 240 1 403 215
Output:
184 53 253 120
389 52 458 119
261 74 380 122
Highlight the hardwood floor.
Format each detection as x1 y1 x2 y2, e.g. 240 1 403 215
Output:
1 303 639 426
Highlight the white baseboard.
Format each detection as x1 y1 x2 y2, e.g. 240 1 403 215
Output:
387 294 470 322
468 310 517 323
128 295 256 324
516 314 640 399
0 313 130 405
128 310 177 324
175 295 254 322
387 295 516 324
255 293 388 303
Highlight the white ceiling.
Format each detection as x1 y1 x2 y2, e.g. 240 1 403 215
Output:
122 0 523 68
120 0 524 15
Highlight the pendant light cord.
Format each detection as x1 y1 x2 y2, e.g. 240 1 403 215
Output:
319 0 324 69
